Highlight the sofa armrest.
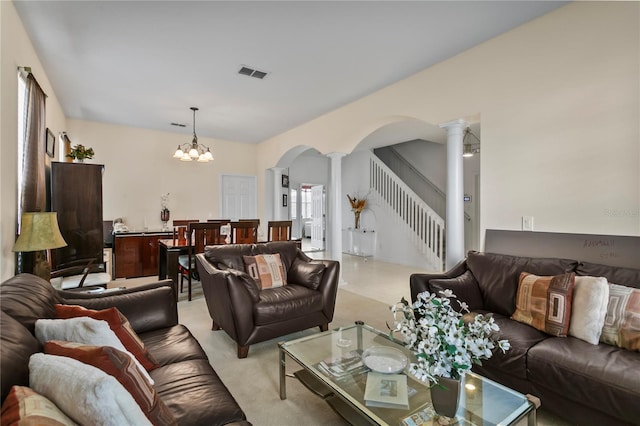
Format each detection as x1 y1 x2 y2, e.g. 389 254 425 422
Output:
410 259 468 303
291 252 340 321
196 254 258 342
57 280 178 333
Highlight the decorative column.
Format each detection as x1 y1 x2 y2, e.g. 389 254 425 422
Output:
326 153 347 265
270 167 284 221
440 119 467 270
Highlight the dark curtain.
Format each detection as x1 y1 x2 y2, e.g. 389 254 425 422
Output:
16 73 47 273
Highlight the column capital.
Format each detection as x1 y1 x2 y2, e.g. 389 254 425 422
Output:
325 152 348 160
439 119 468 131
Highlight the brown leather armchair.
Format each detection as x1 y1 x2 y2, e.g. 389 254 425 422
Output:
196 241 340 358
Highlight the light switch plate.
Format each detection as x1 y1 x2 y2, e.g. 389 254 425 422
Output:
522 216 534 231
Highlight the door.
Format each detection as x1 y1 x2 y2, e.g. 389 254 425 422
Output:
310 185 324 250
220 175 257 220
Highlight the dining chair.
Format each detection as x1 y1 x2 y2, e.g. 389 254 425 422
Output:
267 220 292 242
50 258 111 290
172 219 199 227
230 221 259 244
178 221 227 301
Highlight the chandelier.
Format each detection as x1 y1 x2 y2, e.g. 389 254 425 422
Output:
462 127 480 158
172 107 214 162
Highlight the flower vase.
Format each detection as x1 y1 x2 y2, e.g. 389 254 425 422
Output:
354 211 361 229
73 158 84 163
430 376 461 419
160 209 170 231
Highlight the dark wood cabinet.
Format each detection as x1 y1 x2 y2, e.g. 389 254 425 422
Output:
50 162 104 269
114 232 171 278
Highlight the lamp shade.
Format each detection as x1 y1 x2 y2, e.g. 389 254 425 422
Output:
13 212 67 252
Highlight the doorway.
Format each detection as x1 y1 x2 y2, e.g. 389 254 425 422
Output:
294 183 325 252
220 174 257 220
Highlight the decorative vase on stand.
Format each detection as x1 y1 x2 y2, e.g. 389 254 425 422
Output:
430 376 461 419
73 158 84 163
354 211 361 229
160 209 170 232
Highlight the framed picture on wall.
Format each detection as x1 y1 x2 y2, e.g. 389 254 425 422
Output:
46 128 56 158
282 174 289 188
283 194 288 207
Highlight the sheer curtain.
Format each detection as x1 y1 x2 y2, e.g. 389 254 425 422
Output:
16 72 47 273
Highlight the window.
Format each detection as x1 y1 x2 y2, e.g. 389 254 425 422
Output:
290 189 297 219
300 186 312 219
17 71 27 219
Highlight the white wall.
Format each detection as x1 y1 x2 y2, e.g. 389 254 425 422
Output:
66 119 259 231
1 1 67 280
256 2 640 250
342 151 429 269
391 140 447 192
379 139 482 253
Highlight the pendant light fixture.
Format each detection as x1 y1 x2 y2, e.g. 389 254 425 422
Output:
462 127 480 158
172 107 214 162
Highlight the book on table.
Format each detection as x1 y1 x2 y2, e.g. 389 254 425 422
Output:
317 350 369 378
364 372 409 409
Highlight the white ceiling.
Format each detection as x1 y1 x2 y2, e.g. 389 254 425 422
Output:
14 1 566 144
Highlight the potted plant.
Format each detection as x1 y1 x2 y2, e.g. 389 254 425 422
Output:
390 290 510 418
66 144 94 163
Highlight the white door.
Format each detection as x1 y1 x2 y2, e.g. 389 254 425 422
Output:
310 185 324 250
220 175 257 220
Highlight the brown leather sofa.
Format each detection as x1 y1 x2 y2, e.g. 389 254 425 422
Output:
410 251 640 426
1 273 250 426
196 241 340 358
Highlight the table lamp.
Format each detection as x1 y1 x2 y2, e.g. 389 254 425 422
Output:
13 212 67 281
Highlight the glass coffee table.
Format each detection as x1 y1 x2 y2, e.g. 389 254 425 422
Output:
279 322 538 426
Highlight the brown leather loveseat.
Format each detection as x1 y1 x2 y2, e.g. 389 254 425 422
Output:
410 251 640 426
1 273 250 426
196 241 340 358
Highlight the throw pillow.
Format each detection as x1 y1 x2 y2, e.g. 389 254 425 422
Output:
429 271 484 312
568 276 609 345
511 272 575 337
1 385 77 426
600 283 640 351
288 258 326 290
34 317 153 385
44 341 176 425
243 254 287 289
29 353 152 426
54 304 159 371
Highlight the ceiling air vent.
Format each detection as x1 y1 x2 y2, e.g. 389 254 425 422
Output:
170 122 187 127
238 65 268 79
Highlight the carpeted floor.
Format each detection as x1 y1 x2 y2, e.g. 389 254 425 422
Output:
176 285 570 426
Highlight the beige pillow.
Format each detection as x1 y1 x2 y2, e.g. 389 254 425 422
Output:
511 272 575 337
568 276 609 344
0 385 77 425
29 353 151 426
243 254 287 289
600 283 640 351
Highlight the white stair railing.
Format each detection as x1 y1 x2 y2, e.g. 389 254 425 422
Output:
368 152 445 271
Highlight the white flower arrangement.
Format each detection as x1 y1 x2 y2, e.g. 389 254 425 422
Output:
390 290 510 385
161 193 170 212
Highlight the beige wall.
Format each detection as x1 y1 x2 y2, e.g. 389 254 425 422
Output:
257 2 640 244
2 1 638 280
66 119 259 231
1 1 67 280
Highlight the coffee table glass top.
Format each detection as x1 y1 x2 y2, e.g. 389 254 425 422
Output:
280 322 533 426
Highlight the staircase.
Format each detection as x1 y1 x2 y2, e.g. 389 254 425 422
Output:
368 151 445 271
